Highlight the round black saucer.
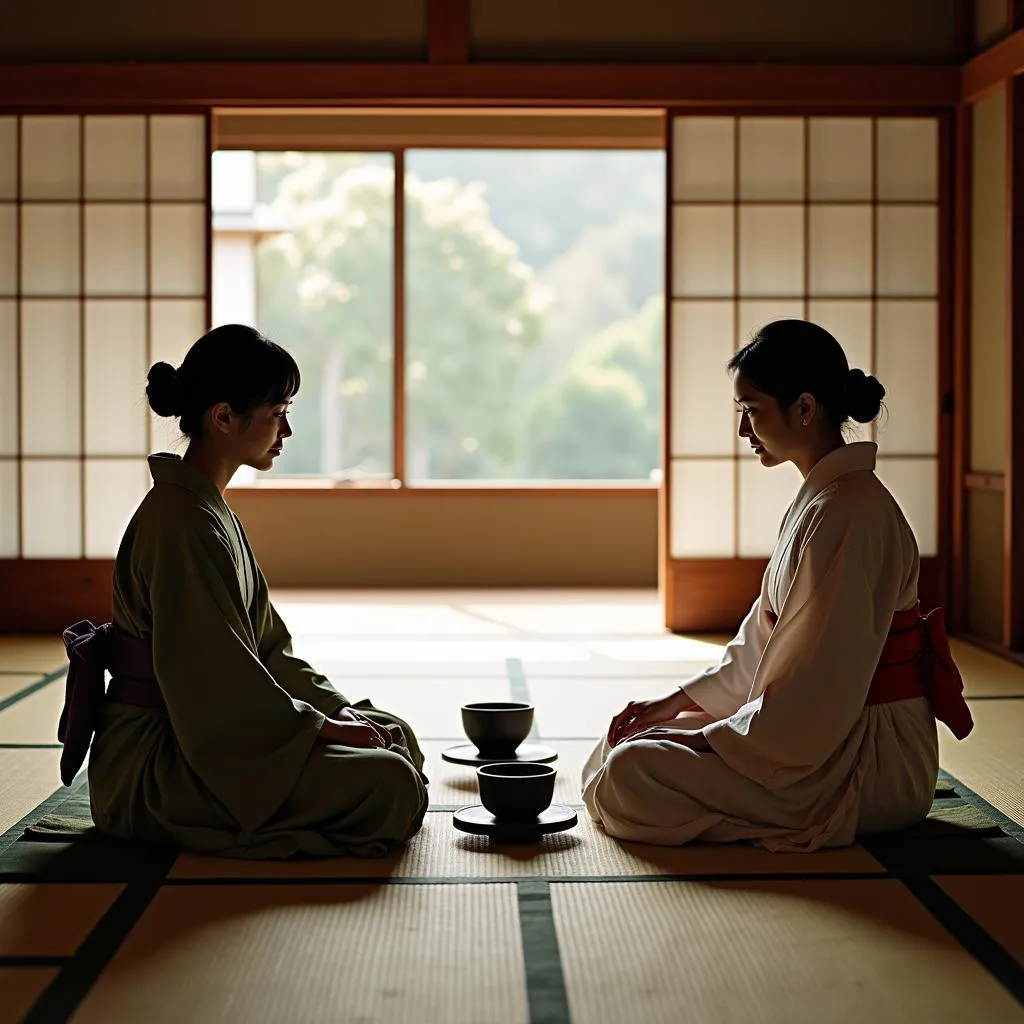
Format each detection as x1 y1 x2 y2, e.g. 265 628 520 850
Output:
453 804 578 843
440 742 558 767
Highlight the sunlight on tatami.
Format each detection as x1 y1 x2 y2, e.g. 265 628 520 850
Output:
1 590 1023 1024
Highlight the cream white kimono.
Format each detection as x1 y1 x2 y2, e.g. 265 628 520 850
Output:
582 442 940 852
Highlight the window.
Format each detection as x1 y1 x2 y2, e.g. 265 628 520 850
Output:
212 147 665 485
214 151 394 484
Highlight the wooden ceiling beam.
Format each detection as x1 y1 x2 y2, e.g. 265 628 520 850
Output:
963 24 1024 100
427 0 470 64
0 61 959 110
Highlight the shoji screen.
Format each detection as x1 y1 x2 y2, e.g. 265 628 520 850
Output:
667 115 941 627
0 114 209 560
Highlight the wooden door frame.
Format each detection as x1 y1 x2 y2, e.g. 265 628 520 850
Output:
954 10 1024 655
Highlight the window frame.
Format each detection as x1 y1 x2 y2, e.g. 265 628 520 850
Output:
213 115 667 494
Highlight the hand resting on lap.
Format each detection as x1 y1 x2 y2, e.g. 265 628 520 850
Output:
608 689 711 746
318 707 392 749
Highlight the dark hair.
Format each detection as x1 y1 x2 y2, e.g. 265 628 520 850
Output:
146 324 299 439
728 319 885 428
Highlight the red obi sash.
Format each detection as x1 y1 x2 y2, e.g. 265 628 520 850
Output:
865 603 974 740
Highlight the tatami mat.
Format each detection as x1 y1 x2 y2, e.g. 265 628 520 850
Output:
0 637 65 675
951 640 1024 698
168 813 883 881
293 637 589 668
939 699 1024 828
552 879 1024 1024
0 674 44 705
459 598 667 635
3 592 1024 1024
344 677 513 738
73 884 528 1024
278 602 515 637
0 883 122 956
421 740 593 808
316 659 510 680
514 660 711 679
571 636 724 664
0 748 62 836
421 747 488 809
0 967 60 1024
276 587 658 608
529 676 708 738
0 680 64 744
937 875 1024 968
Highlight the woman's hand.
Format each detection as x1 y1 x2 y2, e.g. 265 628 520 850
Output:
340 707 394 744
608 690 703 747
624 727 712 752
319 708 391 749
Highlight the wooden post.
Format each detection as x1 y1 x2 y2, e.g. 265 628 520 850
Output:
951 102 972 633
1006 74 1024 649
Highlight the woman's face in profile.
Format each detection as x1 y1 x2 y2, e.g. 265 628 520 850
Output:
236 401 293 472
734 374 795 469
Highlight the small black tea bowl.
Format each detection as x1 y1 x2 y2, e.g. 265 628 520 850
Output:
461 701 534 758
477 762 556 822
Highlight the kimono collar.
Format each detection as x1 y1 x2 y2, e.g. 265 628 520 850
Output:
797 441 877 505
148 453 230 513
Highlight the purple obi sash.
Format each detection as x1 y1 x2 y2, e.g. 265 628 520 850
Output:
58 620 164 787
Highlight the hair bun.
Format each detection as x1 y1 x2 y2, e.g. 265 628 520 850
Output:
146 361 184 418
844 368 886 424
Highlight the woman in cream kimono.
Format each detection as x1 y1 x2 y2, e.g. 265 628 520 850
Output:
86 325 428 859
583 319 972 852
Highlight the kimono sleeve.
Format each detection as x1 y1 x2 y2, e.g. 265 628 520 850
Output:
680 594 773 722
145 507 327 832
703 501 899 789
253 567 349 717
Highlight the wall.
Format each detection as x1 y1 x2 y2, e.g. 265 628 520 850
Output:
470 0 960 63
0 0 965 602
0 0 426 60
968 87 1008 640
230 490 658 587
3 0 960 64
975 0 1011 51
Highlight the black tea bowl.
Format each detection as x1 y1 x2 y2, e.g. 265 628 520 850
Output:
477 762 556 822
461 701 534 758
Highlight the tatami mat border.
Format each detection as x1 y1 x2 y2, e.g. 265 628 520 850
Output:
2 651 1024 1020
0 774 82 858
896 874 1024 1005
940 769 1024 841
1 788 1023 1022
0 668 66 716
158 871 892 886
519 879 572 1024
0 955 71 968
18 882 166 1024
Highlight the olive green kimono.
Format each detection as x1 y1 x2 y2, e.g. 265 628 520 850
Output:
88 454 428 859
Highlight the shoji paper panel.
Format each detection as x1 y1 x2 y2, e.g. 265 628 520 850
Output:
670 459 735 557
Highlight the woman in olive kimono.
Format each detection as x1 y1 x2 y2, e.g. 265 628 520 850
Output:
88 325 428 859
584 319 972 852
